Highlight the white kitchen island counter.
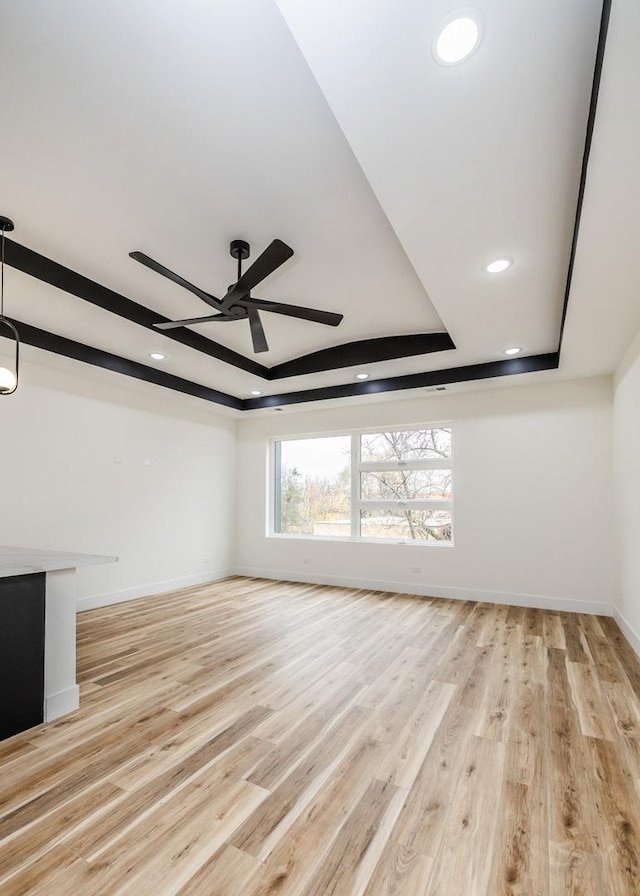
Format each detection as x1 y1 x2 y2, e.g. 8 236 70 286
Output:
0 546 117 737
0 546 117 577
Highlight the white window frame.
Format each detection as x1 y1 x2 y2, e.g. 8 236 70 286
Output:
269 423 454 546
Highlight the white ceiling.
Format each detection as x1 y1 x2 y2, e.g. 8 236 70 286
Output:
0 0 625 409
561 0 640 379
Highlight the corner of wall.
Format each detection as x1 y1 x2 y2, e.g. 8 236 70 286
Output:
613 607 640 660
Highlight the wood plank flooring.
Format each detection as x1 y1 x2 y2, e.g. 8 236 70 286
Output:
1 577 640 894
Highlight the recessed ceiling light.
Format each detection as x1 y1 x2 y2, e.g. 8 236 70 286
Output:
503 347 522 356
433 11 482 66
250 390 262 396
148 352 166 361
486 257 513 274
356 373 369 380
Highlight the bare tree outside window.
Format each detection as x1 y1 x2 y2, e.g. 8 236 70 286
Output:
359 429 452 541
360 428 451 463
276 436 350 535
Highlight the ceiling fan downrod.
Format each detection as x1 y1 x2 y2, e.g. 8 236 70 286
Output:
229 239 250 282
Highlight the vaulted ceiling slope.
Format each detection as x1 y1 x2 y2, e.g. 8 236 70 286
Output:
0 0 610 410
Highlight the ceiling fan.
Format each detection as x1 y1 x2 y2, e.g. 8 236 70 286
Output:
130 239 343 353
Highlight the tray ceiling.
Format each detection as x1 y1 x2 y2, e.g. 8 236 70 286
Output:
0 0 608 410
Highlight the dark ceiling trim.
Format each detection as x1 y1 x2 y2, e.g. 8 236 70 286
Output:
4 238 268 378
5 315 558 411
558 0 612 348
11 319 243 410
268 333 455 379
5 238 454 381
245 353 560 409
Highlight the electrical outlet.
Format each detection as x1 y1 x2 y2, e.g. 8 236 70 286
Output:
411 566 422 574
302 558 311 565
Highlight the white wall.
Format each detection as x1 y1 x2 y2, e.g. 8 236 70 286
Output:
0 359 237 608
613 331 640 650
235 378 614 613
0 359 618 619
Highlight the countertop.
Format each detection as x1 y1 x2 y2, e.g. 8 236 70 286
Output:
0 546 118 578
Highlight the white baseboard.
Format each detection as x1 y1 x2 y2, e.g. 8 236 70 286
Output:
613 607 640 659
44 684 80 722
76 569 233 613
231 566 613 617
75 566 640 660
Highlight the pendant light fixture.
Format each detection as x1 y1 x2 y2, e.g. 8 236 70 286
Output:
0 216 19 395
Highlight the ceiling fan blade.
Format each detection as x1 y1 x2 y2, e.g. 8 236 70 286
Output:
154 313 238 330
222 239 293 309
242 297 343 327
247 307 269 353
130 252 223 311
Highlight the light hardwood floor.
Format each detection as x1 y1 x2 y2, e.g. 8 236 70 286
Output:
1 577 640 894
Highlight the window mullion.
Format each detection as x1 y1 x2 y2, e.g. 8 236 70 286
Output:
359 499 452 510
358 458 451 472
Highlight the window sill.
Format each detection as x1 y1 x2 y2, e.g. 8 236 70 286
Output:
268 533 454 547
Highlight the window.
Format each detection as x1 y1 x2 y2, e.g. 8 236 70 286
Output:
273 425 452 543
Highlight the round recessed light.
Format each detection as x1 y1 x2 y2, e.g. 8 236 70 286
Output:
148 352 166 361
434 11 482 66
486 257 513 274
356 373 369 380
503 347 522 356
250 390 262 396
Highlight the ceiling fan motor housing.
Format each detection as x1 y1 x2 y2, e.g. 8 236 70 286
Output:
134 236 340 354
